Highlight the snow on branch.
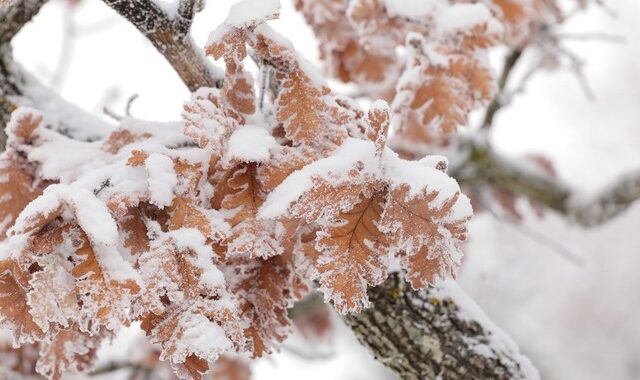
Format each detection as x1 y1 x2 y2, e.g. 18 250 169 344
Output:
101 0 221 91
344 273 540 380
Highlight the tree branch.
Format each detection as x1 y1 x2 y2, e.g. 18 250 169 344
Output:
175 0 199 34
0 0 48 147
343 273 539 380
481 49 523 129
452 140 640 226
100 0 221 91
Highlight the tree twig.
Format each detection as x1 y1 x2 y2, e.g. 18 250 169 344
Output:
481 49 523 129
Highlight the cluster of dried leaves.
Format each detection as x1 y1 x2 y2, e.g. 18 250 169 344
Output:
0 2 473 379
296 0 579 149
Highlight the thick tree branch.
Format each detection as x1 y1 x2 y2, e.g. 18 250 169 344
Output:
0 0 48 147
100 0 221 91
343 273 539 380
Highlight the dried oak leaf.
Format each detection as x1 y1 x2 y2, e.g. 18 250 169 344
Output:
36 324 105 380
211 355 252 380
211 163 280 259
206 0 280 116
379 185 470 289
393 36 496 138
103 128 152 154
252 27 349 146
0 259 44 344
0 156 42 239
347 0 414 56
117 207 150 257
183 88 242 155
137 233 244 379
295 0 399 96
7 186 141 334
226 252 307 357
305 190 389 313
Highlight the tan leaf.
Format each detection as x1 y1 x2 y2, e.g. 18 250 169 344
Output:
117 207 150 256
252 31 348 146
380 185 470 289
36 325 105 380
168 197 216 241
0 259 44 344
6 108 43 144
0 156 43 239
366 101 390 155
183 88 241 153
137 236 245 378
227 253 307 357
211 355 251 380
307 191 388 313
103 129 152 154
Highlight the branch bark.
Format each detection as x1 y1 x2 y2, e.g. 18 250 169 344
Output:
343 273 539 380
100 0 221 91
0 0 48 147
452 140 640 226
481 49 523 129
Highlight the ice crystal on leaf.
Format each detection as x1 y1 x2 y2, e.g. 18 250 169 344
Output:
0 1 473 378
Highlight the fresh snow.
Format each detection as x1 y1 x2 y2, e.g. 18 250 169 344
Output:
259 137 471 221
226 125 278 163
145 153 178 208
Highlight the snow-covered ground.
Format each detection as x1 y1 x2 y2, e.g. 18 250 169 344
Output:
11 0 640 379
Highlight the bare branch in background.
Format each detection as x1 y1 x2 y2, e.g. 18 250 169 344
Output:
452 140 640 227
50 2 77 90
481 48 523 129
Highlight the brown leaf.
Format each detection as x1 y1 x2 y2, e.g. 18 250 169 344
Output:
0 259 44 344
0 156 42 239
252 31 348 146
117 207 150 256
366 101 390 155
36 325 104 380
183 88 241 153
211 355 251 380
380 185 470 289
103 129 152 154
227 253 307 357
307 191 388 313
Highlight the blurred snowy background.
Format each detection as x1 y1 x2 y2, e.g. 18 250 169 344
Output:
10 0 640 379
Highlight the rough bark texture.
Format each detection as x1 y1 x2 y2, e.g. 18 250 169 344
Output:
343 273 538 380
